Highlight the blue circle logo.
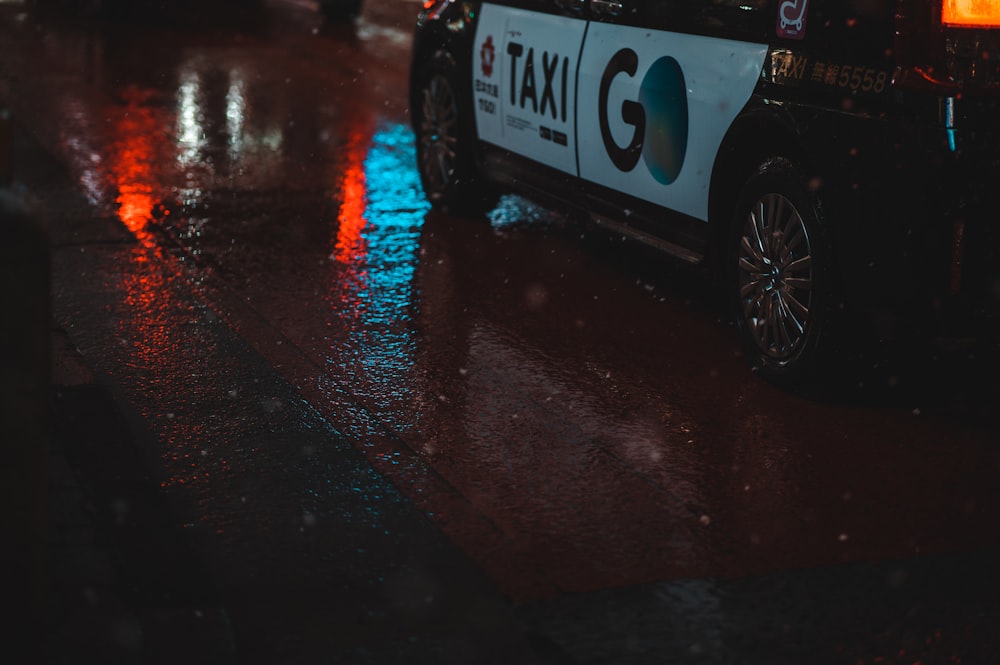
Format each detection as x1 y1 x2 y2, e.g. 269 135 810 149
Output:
638 56 688 185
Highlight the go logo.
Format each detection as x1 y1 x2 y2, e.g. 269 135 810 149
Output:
598 49 688 185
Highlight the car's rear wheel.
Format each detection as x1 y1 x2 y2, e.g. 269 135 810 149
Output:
729 161 836 386
413 51 496 216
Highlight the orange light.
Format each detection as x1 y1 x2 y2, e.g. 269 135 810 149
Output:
943 0 1000 27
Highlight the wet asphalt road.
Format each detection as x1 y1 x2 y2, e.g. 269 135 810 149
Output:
3 0 1000 663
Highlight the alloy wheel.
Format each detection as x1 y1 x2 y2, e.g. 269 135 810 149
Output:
736 192 814 362
418 74 459 197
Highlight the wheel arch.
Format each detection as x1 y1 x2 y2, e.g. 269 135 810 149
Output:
711 107 855 386
410 29 498 215
409 11 474 123
707 105 811 270
409 40 454 120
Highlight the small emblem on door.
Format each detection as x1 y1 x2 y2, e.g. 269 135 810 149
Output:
777 0 808 40
480 36 496 77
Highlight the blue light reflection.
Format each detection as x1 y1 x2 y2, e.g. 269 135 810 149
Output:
327 122 431 420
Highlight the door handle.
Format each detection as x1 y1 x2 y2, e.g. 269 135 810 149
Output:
591 0 624 16
555 0 587 12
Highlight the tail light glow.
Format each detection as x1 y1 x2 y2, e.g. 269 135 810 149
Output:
942 0 1000 28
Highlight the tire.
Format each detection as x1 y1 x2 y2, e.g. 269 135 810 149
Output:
728 161 837 387
412 51 497 216
320 0 361 21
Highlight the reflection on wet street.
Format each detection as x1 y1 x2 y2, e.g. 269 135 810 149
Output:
3 0 999 662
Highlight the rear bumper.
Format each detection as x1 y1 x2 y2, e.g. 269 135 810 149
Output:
806 98 1000 342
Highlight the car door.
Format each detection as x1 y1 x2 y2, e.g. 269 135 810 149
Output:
575 0 771 224
471 0 588 178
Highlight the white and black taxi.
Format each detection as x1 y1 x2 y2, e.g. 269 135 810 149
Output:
408 0 1000 385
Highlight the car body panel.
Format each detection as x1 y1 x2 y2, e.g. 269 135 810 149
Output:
472 3 767 222
576 23 766 221
472 5 585 175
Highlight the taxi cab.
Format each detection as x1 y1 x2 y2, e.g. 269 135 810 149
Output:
408 0 1000 386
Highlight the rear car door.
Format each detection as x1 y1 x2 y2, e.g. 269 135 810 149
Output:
576 0 771 224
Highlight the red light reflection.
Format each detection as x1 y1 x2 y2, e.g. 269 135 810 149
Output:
332 129 370 265
101 87 209 488
108 87 165 243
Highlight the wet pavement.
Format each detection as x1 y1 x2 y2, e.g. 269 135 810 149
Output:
2 0 1000 663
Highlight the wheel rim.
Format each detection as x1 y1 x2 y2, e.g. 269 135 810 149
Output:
737 192 814 363
418 74 459 196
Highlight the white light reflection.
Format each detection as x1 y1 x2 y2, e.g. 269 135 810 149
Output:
177 71 205 167
66 136 106 206
58 97 107 207
225 72 246 159
354 20 412 48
